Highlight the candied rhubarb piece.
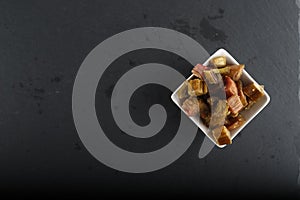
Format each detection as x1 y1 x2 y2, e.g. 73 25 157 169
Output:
224 76 238 97
182 97 199 116
226 114 246 131
187 79 208 96
236 80 248 107
243 82 265 102
212 126 232 145
228 64 244 81
227 94 244 115
191 64 209 79
210 56 226 68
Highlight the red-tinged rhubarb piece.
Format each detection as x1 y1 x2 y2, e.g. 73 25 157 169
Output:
181 97 199 117
191 64 209 79
224 76 238 98
227 94 244 115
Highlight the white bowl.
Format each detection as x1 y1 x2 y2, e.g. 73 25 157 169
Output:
171 48 270 148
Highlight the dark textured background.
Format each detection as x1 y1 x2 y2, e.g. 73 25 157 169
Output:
0 0 300 198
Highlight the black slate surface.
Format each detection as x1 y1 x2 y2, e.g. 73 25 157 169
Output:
0 0 300 198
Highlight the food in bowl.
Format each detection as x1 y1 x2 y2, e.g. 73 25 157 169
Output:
175 56 266 146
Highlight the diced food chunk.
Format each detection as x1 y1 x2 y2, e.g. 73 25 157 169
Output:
182 97 199 117
187 79 208 96
226 114 246 131
228 64 244 81
210 56 226 68
227 94 244 115
212 126 232 145
191 64 209 79
243 82 265 102
224 76 238 97
211 64 244 81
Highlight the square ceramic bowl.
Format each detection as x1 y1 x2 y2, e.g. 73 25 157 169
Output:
171 48 270 148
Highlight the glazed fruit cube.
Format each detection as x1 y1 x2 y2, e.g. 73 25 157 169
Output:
210 56 226 68
243 82 265 102
227 94 244 115
187 79 208 96
212 126 232 145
